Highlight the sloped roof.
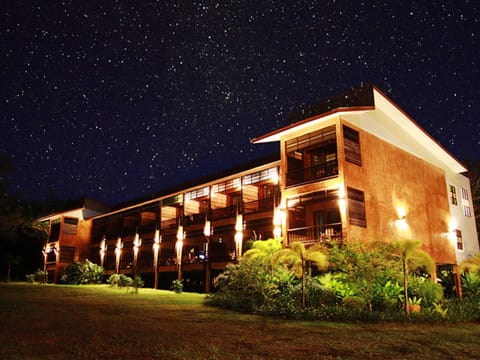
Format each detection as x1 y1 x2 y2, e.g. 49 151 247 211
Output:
252 84 467 174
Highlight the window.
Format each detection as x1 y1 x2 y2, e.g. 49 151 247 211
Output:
49 219 61 242
285 126 338 186
461 188 471 218
63 217 78 235
449 185 457 205
343 125 361 166
243 167 278 185
347 187 366 227
185 186 209 200
60 246 75 263
456 229 463 250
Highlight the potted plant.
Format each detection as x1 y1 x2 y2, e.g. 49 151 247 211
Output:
407 296 422 313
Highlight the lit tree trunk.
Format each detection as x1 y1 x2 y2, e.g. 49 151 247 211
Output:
301 259 306 309
403 257 409 316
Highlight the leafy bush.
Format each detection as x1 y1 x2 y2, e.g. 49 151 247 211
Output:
61 260 104 285
408 275 443 307
107 273 121 287
206 239 475 322
132 276 144 294
171 279 184 294
461 272 480 297
107 273 134 288
26 269 48 284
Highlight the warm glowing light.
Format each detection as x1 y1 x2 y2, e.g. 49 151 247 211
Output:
449 218 458 232
273 206 284 239
204 220 211 237
133 233 142 255
99 237 107 267
176 225 184 266
396 206 407 220
153 229 161 288
176 225 184 241
271 170 279 185
234 232 243 259
396 217 408 231
233 177 242 189
153 229 161 251
234 213 243 260
115 237 123 274
235 213 243 232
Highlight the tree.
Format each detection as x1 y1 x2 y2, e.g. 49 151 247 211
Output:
272 242 328 308
242 238 283 277
393 239 435 315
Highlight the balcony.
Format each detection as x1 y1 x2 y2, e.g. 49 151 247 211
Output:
286 160 338 186
287 224 342 246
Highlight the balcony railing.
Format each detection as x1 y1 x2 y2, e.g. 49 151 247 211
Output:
286 160 338 186
287 224 342 246
243 198 275 214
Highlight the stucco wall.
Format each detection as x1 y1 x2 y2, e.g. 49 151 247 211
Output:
342 121 456 265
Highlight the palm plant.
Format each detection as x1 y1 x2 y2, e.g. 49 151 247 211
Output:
393 239 435 315
272 241 328 308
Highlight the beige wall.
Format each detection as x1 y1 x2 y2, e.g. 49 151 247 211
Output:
342 121 455 264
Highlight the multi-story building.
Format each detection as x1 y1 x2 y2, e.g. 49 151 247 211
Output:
38 198 110 283
39 84 479 293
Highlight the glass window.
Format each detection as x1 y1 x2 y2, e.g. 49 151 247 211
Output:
456 229 463 250
449 185 457 205
461 188 471 217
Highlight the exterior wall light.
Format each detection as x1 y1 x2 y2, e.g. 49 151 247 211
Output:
176 225 184 280
99 236 107 268
115 237 123 274
133 232 142 278
153 229 161 289
235 213 243 260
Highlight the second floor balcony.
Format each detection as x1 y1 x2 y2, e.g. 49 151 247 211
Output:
287 224 342 246
286 159 338 186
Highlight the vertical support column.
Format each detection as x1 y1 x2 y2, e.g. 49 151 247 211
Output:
133 232 141 279
176 224 184 282
453 264 463 298
99 236 107 268
153 228 161 289
115 237 123 274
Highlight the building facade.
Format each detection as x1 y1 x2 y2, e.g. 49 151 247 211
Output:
39 85 479 292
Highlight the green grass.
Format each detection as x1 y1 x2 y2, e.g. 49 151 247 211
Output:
1 283 479 359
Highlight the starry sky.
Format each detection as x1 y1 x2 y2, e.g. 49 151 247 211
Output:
1 1 479 205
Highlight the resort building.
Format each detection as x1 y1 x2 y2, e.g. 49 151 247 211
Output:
39 84 479 293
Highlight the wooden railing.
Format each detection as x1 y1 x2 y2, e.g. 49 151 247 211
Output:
286 160 338 186
287 224 342 246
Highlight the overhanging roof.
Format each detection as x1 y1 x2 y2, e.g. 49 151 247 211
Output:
252 84 467 174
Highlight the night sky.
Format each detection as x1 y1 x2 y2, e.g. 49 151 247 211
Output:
1 1 479 205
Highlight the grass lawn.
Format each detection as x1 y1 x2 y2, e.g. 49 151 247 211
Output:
0 283 479 359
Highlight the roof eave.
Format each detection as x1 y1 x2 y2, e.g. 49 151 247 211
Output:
251 106 374 144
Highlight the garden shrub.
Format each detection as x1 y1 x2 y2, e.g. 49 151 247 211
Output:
61 260 103 284
26 269 48 284
206 239 477 322
171 279 183 293
461 272 480 297
107 273 134 288
408 275 443 307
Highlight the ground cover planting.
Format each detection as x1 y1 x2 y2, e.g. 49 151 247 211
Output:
1 283 479 359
